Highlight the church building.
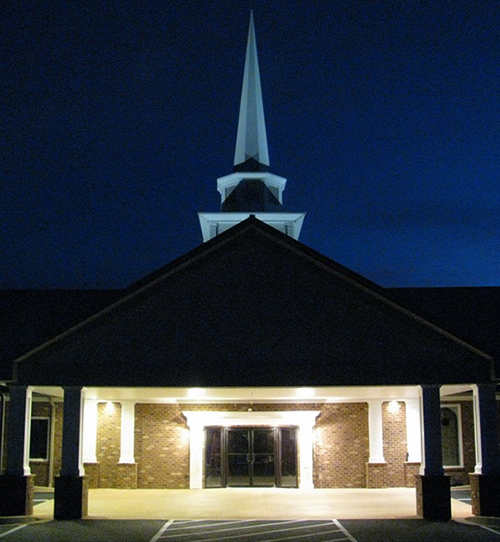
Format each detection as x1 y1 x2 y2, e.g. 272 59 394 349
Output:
0 14 499 521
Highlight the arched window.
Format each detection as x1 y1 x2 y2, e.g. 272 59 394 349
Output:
441 406 461 467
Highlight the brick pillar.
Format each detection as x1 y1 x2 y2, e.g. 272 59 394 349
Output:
470 383 500 517
55 387 88 520
0 386 35 516
415 385 451 521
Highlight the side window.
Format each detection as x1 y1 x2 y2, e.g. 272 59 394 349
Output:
441 406 461 467
30 417 50 461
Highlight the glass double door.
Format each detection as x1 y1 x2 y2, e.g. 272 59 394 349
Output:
205 426 298 488
226 428 276 487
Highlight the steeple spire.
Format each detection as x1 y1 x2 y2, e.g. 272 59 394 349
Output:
233 11 269 172
198 13 305 242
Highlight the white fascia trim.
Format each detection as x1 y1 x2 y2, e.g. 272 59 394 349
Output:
183 410 320 428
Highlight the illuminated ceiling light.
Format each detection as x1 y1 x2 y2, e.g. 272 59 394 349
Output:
388 400 400 414
296 387 315 398
187 388 206 399
104 401 115 414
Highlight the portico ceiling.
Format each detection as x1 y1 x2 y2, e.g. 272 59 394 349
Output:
33 384 473 403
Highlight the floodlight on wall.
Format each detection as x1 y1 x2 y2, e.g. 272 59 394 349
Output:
388 400 400 414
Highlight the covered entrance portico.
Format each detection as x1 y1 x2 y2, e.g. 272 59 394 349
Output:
2 383 499 521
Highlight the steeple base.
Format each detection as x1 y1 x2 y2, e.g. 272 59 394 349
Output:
198 212 305 242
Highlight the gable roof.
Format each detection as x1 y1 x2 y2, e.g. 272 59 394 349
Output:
13 218 494 387
388 287 500 377
0 289 122 381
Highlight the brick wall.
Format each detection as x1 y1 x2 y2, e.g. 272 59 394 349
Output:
11 396 494 491
134 404 189 489
132 402 323 489
96 402 122 487
313 403 369 488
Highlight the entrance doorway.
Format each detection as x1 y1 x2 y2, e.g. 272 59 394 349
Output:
205 426 298 488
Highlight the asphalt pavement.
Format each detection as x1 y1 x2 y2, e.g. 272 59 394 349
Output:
0 518 500 542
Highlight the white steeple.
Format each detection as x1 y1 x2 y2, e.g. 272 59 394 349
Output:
234 11 270 170
198 13 305 242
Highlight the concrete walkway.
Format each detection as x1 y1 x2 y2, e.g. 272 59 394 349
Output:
33 487 472 520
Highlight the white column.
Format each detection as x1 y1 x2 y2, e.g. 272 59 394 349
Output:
405 398 422 463
6 386 33 476
419 385 443 476
368 401 385 463
299 421 315 489
186 422 204 489
472 383 500 475
60 387 85 477
82 400 98 463
119 401 136 464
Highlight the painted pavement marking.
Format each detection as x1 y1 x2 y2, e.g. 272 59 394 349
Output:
0 525 28 539
150 519 359 542
463 520 500 537
165 519 292 531
149 519 174 542
478 525 500 537
162 519 302 536
333 519 360 542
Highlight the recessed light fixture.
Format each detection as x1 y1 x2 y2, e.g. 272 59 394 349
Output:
296 387 315 398
187 388 205 398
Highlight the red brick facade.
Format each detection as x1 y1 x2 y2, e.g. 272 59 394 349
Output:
135 404 190 489
314 403 369 488
382 401 407 487
19 398 488 490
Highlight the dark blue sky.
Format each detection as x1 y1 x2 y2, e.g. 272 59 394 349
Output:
3 1 500 288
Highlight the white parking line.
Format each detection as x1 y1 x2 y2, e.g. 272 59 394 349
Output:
476 524 500 537
457 519 500 538
149 520 174 542
333 520 360 542
0 525 28 539
165 520 297 532
258 534 348 542
162 520 313 538
163 522 336 541
150 519 359 542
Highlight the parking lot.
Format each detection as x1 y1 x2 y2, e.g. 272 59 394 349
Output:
1 518 500 542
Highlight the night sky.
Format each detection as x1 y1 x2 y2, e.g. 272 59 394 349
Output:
3 1 500 289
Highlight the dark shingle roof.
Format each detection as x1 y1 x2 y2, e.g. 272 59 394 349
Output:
388 287 500 377
0 290 122 381
10 218 493 388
